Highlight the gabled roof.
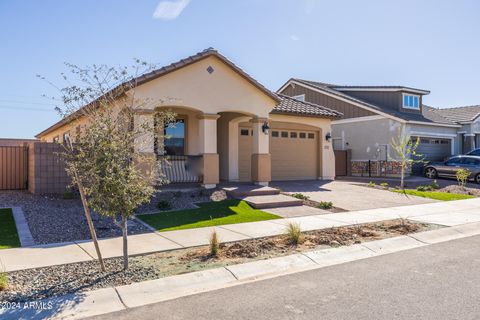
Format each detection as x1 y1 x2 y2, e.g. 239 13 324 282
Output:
272 94 342 118
428 105 480 124
131 47 280 102
280 78 459 127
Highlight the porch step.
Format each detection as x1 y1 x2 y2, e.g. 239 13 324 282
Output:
243 194 303 209
223 185 280 198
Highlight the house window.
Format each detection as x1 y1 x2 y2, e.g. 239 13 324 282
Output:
281 131 289 138
292 94 305 102
308 133 315 139
271 131 279 137
290 132 297 138
299 132 306 139
63 131 70 144
240 129 249 136
403 94 420 110
164 119 185 156
53 136 60 143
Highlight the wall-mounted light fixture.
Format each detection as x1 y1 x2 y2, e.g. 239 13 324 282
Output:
262 122 270 135
325 132 332 142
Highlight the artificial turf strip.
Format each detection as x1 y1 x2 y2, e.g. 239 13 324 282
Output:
394 189 475 201
0 208 21 249
138 199 281 232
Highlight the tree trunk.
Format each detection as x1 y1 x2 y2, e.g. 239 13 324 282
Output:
76 176 106 272
122 216 128 270
400 165 405 189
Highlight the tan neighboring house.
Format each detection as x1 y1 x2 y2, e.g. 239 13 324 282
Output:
278 79 464 176
36 48 342 188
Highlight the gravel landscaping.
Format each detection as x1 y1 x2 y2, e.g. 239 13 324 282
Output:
0 189 226 245
0 219 440 303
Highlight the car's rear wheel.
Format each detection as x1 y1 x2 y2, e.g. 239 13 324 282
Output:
475 173 480 184
425 167 438 179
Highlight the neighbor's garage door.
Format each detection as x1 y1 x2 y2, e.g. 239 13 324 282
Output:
414 137 452 161
238 126 319 181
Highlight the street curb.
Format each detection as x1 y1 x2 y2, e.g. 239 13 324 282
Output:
3 222 480 319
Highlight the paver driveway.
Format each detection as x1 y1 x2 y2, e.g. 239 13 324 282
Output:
271 180 437 211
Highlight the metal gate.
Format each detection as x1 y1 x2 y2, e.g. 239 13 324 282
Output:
0 146 28 190
334 150 347 176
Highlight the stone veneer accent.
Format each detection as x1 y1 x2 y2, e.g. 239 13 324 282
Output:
351 160 411 177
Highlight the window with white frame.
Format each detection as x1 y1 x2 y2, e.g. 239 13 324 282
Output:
292 94 305 102
402 93 420 110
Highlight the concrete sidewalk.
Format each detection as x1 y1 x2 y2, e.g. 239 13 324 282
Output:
1 198 480 272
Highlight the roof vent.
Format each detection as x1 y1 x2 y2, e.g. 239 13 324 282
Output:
206 66 214 74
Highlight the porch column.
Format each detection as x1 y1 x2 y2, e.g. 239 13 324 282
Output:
133 110 156 175
198 113 220 189
251 117 271 186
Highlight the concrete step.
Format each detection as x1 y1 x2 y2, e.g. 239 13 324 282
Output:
243 194 303 209
223 185 280 198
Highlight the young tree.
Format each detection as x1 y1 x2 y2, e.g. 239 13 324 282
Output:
43 60 175 270
390 126 424 189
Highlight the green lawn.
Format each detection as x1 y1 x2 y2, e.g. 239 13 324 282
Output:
138 199 281 231
0 208 21 249
394 189 475 201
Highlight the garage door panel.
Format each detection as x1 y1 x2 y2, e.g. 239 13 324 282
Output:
414 136 451 161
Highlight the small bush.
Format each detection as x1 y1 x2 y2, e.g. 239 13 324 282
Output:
292 193 309 200
173 191 182 198
430 179 440 190
316 201 333 209
456 168 471 188
416 185 434 192
285 222 303 245
157 200 172 211
209 230 220 256
63 189 74 199
367 181 376 187
380 182 389 189
0 262 7 291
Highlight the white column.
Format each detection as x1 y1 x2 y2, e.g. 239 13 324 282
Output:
251 117 269 154
197 113 220 189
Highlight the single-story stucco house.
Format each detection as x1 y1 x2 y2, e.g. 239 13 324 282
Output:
278 79 479 176
36 48 342 188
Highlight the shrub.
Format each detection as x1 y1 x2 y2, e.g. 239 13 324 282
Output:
316 201 333 209
292 193 309 200
157 200 172 211
456 168 471 188
416 185 433 192
173 191 182 198
380 182 389 189
430 179 440 190
63 189 74 199
367 181 376 187
209 230 220 256
0 262 7 291
285 222 303 245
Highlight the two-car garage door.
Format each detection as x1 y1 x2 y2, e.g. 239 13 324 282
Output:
413 136 452 161
239 125 319 181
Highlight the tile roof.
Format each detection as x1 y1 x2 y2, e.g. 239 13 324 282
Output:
288 78 458 126
272 94 342 118
428 105 480 123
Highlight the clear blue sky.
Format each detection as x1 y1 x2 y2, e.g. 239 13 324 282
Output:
1 0 479 138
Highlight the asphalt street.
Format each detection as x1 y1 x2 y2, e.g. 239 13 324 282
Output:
88 235 480 320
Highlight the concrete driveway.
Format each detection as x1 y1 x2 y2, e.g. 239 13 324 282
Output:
270 180 437 211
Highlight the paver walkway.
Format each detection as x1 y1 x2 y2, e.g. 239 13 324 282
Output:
1 198 480 272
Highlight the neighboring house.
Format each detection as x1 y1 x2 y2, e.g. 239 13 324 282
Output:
428 105 480 154
36 48 342 188
278 79 463 176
